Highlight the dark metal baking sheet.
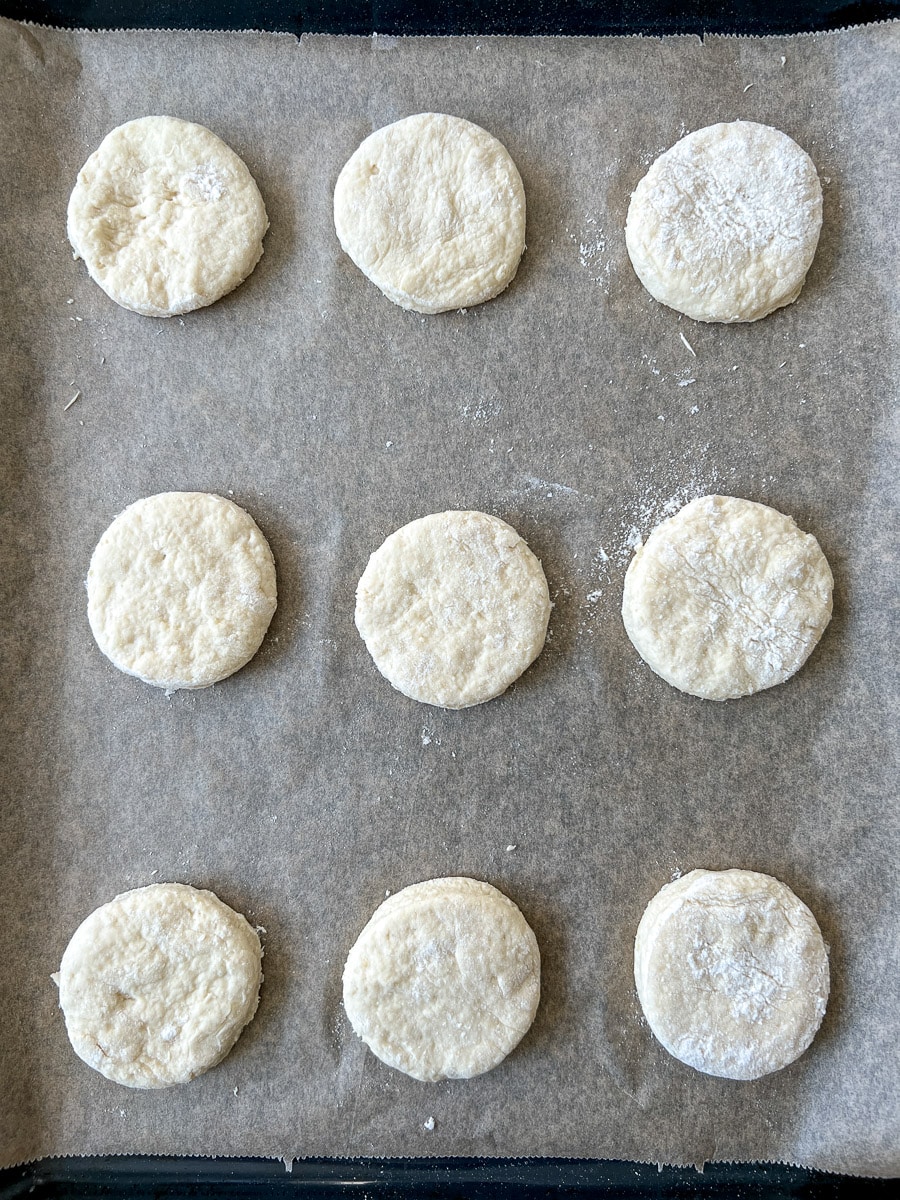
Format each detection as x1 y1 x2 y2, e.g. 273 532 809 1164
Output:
3 0 900 36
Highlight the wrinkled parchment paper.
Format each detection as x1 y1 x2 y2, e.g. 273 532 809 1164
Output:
0 18 897 1176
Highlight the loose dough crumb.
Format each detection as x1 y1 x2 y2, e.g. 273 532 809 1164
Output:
621 495 832 700
355 510 551 708
625 121 822 322
634 869 829 1080
334 113 526 314
87 491 277 691
342 877 540 1081
67 116 268 316
56 883 263 1088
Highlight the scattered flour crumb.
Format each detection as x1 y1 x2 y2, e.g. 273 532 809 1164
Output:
423 1117 435 1131
506 844 517 853
567 216 617 292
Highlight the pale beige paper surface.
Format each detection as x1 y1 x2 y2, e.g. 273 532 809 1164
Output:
0 18 897 1175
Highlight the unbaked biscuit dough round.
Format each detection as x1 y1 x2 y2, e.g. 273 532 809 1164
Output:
355 509 551 708
333 112 526 313
342 877 541 1081
621 495 832 700
625 121 822 322
67 116 268 316
55 883 263 1088
87 491 277 691
634 869 829 1080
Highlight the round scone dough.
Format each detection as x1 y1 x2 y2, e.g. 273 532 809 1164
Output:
67 116 268 316
87 491 277 691
621 495 832 700
333 112 526 314
55 883 263 1088
342 877 540 1081
634 869 829 1080
625 121 822 322
355 509 551 708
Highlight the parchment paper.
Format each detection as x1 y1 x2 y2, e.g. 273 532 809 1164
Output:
0 18 897 1176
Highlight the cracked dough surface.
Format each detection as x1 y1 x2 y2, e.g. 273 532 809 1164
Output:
87 491 277 691
333 112 526 313
625 121 822 322
55 883 263 1089
355 509 551 708
621 495 833 700
67 116 268 316
634 869 829 1080
342 877 541 1081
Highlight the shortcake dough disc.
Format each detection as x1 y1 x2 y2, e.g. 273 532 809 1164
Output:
333 112 526 313
67 116 268 316
342 877 541 1081
55 883 263 1088
634 869 829 1080
355 509 551 708
621 495 832 700
625 121 822 322
87 491 277 691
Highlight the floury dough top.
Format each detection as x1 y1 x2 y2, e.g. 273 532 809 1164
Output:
55 883 263 1089
625 121 823 322
342 877 541 1081
67 116 269 316
621 495 833 700
634 869 830 1080
354 509 551 708
86 491 277 691
333 112 526 313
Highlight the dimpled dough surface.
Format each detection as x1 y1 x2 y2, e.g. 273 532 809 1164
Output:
634 870 829 1080
625 121 822 322
342 877 541 1082
67 116 268 316
55 883 263 1089
87 491 277 691
355 510 551 709
333 112 526 314
621 495 833 700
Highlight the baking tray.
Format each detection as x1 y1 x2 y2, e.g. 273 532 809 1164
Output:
3 0 900 37
0 1 897 1196
3 1155 900 1197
